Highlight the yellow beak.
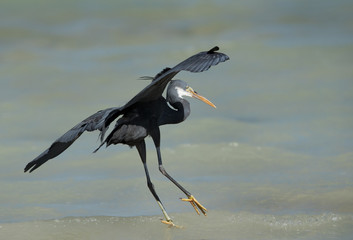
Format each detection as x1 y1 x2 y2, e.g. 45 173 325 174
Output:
187 87 216 108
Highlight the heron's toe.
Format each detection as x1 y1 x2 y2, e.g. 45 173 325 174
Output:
161 219 183 228
181 195 208 216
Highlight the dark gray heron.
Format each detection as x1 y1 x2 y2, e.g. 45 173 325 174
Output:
24 46 229 226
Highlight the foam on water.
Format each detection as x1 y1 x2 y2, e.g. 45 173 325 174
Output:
1 212 352 240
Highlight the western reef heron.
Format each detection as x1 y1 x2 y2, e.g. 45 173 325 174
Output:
24 46 229 226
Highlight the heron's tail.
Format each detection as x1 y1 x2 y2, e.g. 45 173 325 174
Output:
93 140 106 153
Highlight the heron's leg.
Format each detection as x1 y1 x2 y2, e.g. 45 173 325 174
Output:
150 128 207 216
135 140 174 226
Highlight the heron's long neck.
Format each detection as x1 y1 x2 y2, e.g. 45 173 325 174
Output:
159 99 190 125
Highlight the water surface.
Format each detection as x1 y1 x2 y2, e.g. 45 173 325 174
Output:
1 0 353 239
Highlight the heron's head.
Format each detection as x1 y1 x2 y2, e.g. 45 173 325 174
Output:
167 80 216 108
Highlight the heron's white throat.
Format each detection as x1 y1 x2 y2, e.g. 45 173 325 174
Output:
175 86 192 99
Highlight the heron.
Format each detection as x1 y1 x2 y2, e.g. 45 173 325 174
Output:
24 46 229 226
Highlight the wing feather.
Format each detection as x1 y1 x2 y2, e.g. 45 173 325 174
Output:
24 107 121 173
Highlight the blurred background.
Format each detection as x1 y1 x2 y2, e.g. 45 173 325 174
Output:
1 0 352 239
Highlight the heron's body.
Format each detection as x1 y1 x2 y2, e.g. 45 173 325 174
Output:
107 99 162 147
24 47 229 226
105 81 189 148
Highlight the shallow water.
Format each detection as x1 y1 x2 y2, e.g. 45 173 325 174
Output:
1 212 352 240
1 0 353 239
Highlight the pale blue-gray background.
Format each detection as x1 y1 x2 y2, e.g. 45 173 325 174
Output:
1 1 352 239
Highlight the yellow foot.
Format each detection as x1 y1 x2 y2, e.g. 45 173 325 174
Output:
161 220 183 229
181 195 208 216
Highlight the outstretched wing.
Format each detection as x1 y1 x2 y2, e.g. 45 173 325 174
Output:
129 46 228 103
103 46 229 128
24 107 121 173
